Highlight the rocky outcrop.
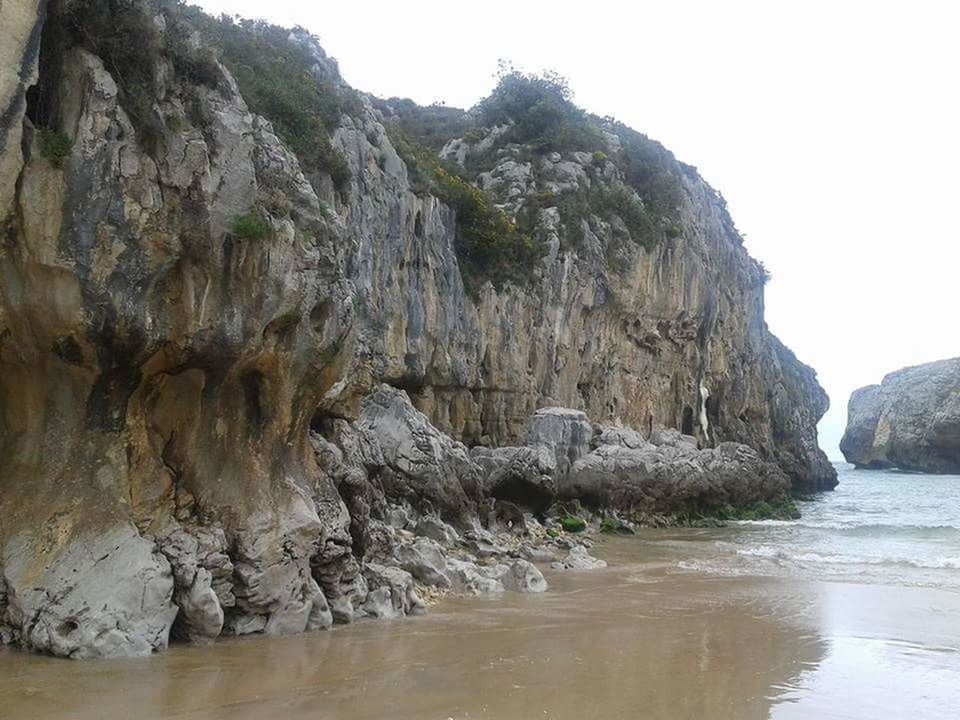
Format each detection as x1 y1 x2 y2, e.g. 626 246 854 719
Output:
0 0 45 216
471 409 793 516
841 358 960 473
350 133 837 492
565 433 789 511
0 1 834 658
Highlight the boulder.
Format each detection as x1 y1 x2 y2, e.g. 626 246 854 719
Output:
356 385 483 520
551 546 607 571
471 445 558 512
414 516 460 547
362 563 425 618
0 525 178 659
446 558 505 595
563 440 790 512
526 408 594 477
520 544 557 563
395 537 451 588
499 559 548 593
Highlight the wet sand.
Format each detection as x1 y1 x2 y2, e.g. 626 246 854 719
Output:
2 536 959 720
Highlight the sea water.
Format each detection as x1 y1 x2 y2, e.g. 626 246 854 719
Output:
659 463 960 589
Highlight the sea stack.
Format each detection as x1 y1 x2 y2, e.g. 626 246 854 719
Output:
841 358 960 473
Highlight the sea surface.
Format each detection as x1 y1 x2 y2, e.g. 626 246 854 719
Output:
1 463 958 719
659 462 960 590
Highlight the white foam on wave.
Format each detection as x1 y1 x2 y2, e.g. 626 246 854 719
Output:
734 520 960 533
734 545 960 570
674 559 745 577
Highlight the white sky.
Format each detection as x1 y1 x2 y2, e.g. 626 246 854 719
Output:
195 0 959 459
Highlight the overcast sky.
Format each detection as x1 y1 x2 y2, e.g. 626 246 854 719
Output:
196 0 959 459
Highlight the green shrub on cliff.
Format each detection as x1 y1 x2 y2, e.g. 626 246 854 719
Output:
53 0 226 148
230 210 271 240
466 67 684 252
434 166 539 295
376 97 474 151
56 1 355 193
55 0 169 146
180 9 359 194
612 122 685 226
532 184 669 250
387 126 541 295
477 64 603 154
37 129 72 168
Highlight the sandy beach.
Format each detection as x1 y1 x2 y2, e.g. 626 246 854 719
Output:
2 529 958 720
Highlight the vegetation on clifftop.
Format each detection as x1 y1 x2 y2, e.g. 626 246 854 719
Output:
475 64 605 154
183 9 360 193
386 66 687 258
52 0 356 194
52 1 691 287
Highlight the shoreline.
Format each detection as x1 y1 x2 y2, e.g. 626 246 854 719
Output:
2 533 958 720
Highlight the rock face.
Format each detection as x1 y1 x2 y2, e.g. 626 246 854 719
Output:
564 427 790 511
841 358 960 473
0 1 834 657
0 0 45 217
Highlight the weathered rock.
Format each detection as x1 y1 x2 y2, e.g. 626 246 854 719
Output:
648 428 699 450
354 385 483 520
414 516 460 547
0 0 44 220
0 524 178 659
323 560 369 625
304 578 334 631
526 408 594 477
564 440 790 512
446 558 505 595
362 563 424 618
158 524 232 642
551 546 608 571
520 544 558 563
594 425 649 450
841 358 960 473
460 529 508 559
499 559 548 593
395 537 451 588
471 445 558 512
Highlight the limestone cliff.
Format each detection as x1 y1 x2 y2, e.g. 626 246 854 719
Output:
841 358 960 473
0 0 834 657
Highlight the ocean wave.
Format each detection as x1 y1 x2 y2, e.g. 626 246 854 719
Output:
735 545 960 570
734 520 960 536
674 560 744 577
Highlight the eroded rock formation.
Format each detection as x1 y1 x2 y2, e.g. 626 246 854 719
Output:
841 358 960 473
0 0 834 657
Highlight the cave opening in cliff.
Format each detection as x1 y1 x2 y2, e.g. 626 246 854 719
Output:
24 0 69 130
681 406 695 436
